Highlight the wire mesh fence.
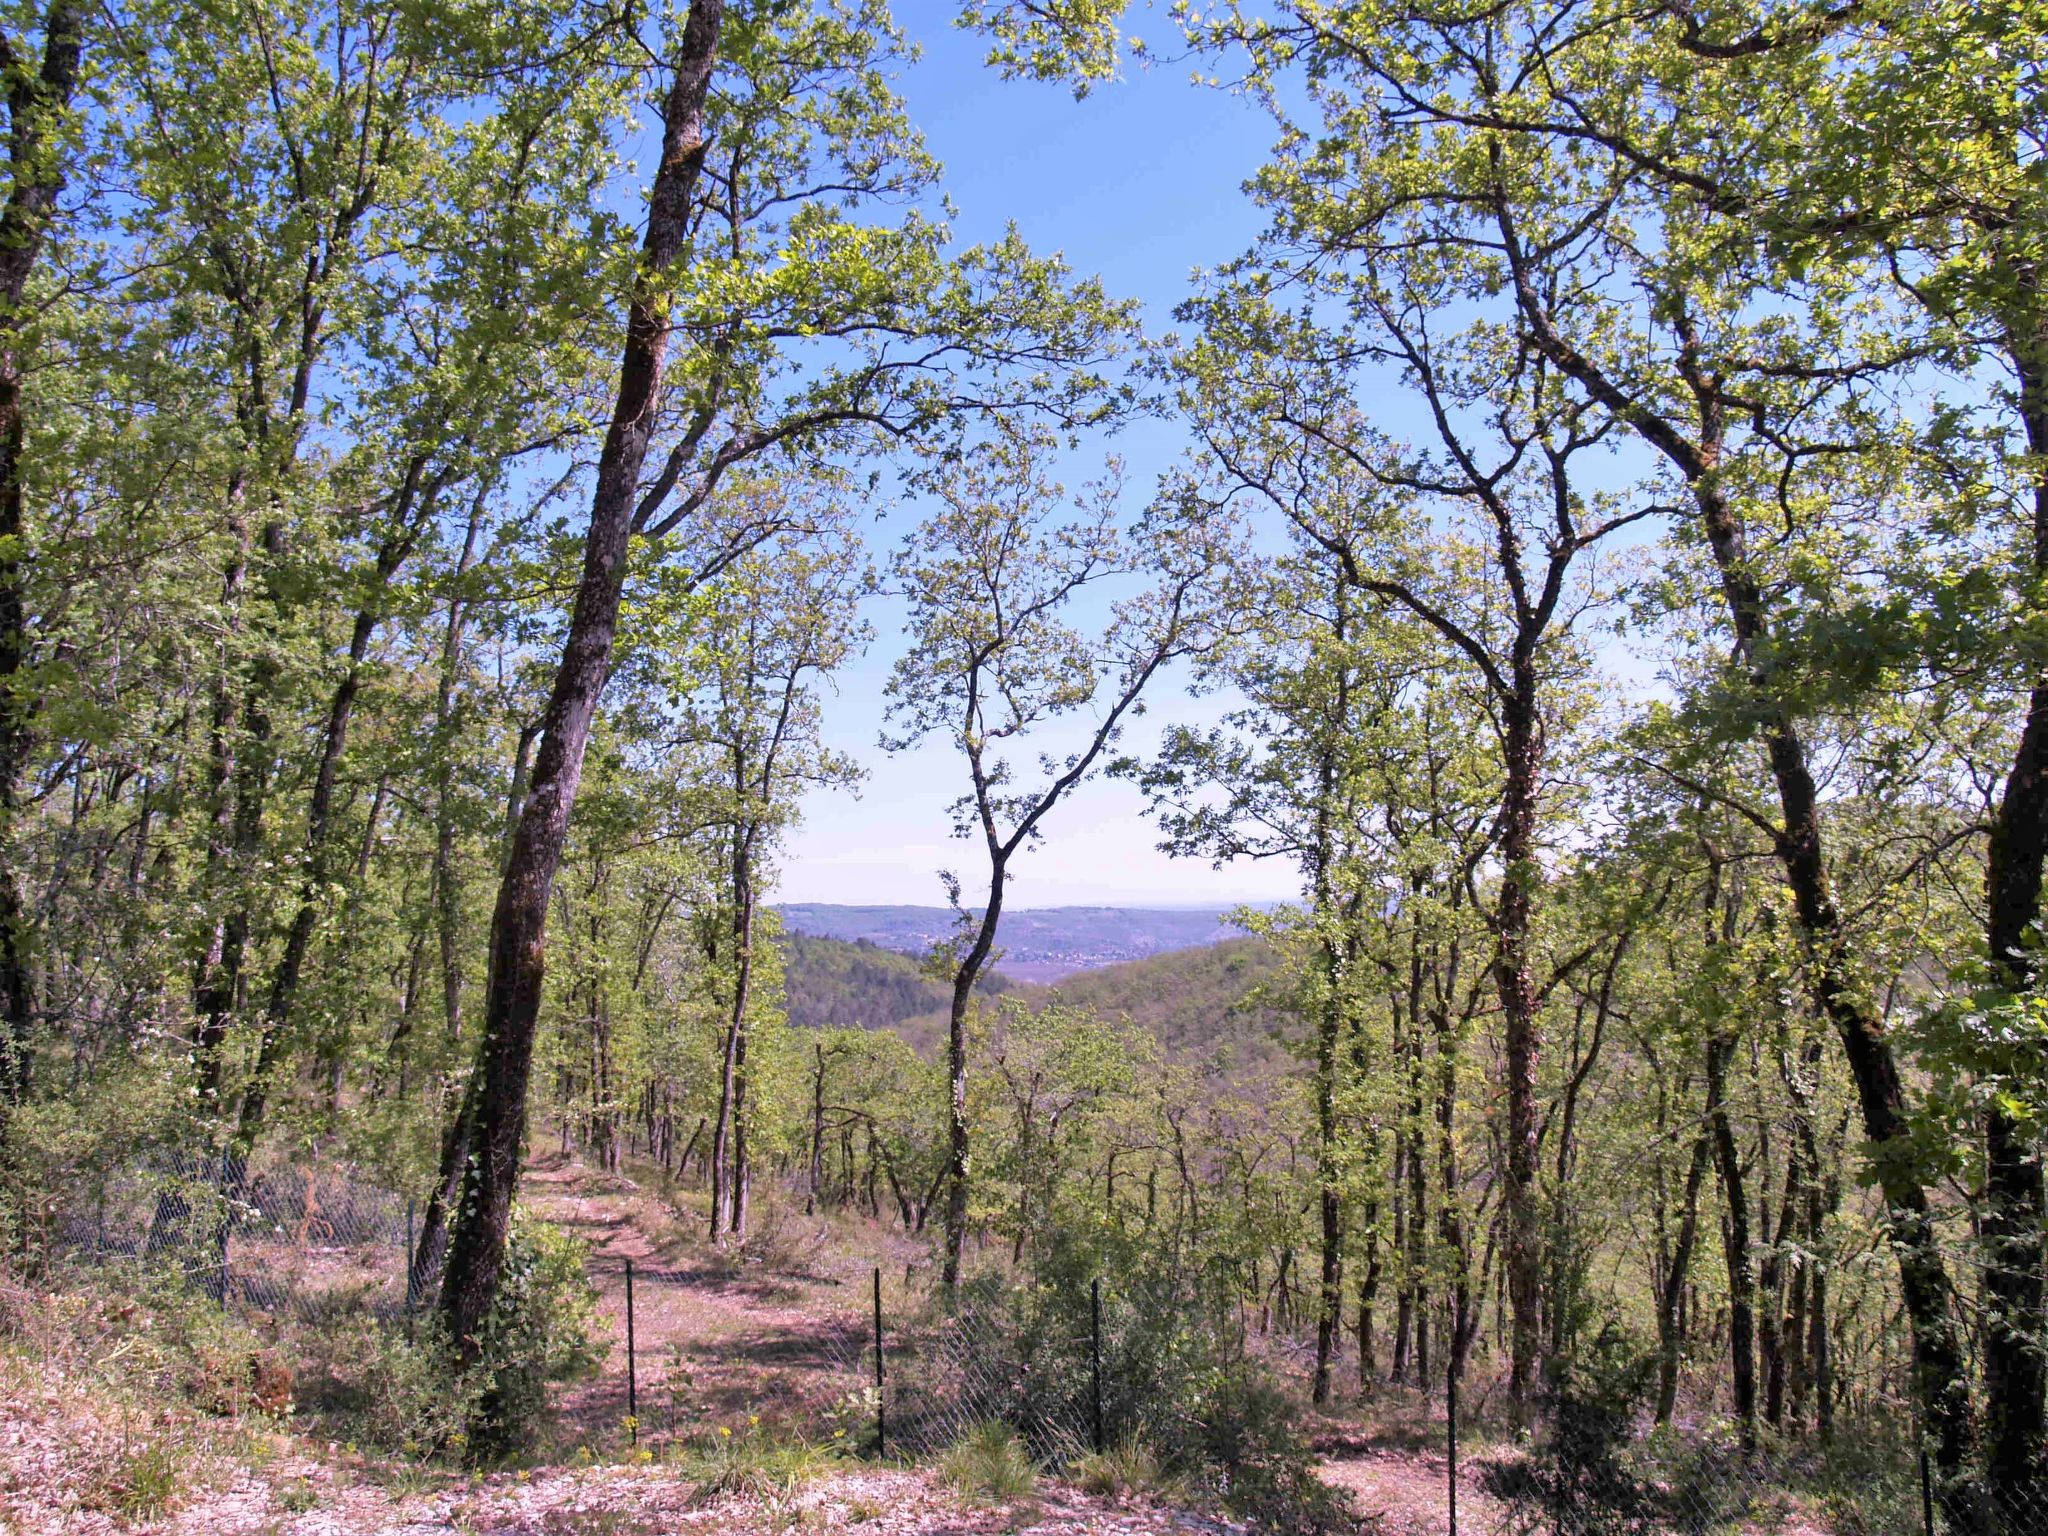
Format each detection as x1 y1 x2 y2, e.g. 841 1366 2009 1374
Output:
1349 1370 2048 1536
47 1151 414 1322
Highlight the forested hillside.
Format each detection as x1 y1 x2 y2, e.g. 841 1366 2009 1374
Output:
1018 936 1290 1072
780 933 1014 1034
1 1 2045 1533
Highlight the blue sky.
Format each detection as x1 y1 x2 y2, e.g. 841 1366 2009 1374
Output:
774 18 1312 909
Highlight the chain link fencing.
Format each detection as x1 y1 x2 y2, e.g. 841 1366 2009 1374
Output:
1335 1367 2048 1536
46 1150 415 1322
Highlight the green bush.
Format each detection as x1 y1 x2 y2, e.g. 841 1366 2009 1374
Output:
902 1231 1357 1534
467 1216 607 1456
303 1315 479 1458
1186 1368 1357 1536
937 1421 1037 1503
1073 1436 1172 1501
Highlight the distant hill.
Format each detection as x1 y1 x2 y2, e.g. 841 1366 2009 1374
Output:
778 933 1014 1036
1016 936 1297 1074
774 903 1251 982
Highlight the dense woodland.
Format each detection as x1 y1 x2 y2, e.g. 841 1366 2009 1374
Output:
0 0 2045 1529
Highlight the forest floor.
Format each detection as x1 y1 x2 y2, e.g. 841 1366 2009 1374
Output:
1 1157 1242 1535
0 1156 1838 1534
518 1159 1519 1532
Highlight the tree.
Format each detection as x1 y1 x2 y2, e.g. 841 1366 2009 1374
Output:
438 0 1135 1357
885 421 1221 1286
644 515 867 1240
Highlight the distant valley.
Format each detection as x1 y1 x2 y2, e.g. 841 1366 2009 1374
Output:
777 925 1294 1075
773 902 1250 982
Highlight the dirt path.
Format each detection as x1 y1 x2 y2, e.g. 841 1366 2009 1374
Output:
1317 1448 1509 1536
520 1162 878 1451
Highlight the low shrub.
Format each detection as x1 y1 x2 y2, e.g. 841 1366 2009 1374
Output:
936 1421 1037 1503
896 1232 1358 1533
82 1439 183 1520
679 1418 844 1501
300 1313 479 1457
467 1215 607 1457
1185 1369 1357 1536
1073 1436 1173 1501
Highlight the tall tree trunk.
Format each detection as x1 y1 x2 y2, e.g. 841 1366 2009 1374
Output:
1682 326 1978 1516
710 817 757 1240
1513 256 1982 1519
941 857 1005 1288
1656 1122 1711 1424
1981 316 2048 1531
0 0 82 1112
1497 676 1544 1405
432 493 487 1043
1309 640 1350 1402
1436 1001 1474 1384
232 466 435 1160
807 1042 827 1214
438 0 727 1362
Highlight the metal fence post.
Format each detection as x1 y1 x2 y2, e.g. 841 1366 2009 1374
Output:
216 1149 233 1307
1091 1276 1104 1455
1447 1364 1459 1536
624 1257 638 1444
404 1198 416 1340
872 1265 886 1458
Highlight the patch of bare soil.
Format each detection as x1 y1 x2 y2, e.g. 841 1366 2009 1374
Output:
1316 1448 1507 1536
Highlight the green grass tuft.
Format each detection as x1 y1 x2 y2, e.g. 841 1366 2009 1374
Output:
935 1421 1037 1504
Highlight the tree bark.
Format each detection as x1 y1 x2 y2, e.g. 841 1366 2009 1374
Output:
438 0 727 1362
1656 1123 1711 1424
1497 676 1544 1404
1981 318 2048 1528
941 858 1005 1287
1503 224 1983 1512
1706 1031 1758 1451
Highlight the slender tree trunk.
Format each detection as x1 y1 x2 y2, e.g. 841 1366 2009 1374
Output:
232 494 425 1161
432 495 487 1043
1310 606 1351 1404
941 857 1005 1288
1357 1223 1380 1389
710 820 757 1240
731 1016 751 1239
1435 1003 1473 1384
1657 1124 1711 1424
1497 677 1544 1405
808 1042 827 1214
1706 1032 1758 1451
1514 262 1983 1517
439 0 728 1363
1310 932 1347 1399
1683 348 1980 1517
1390 1133 1411 1384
